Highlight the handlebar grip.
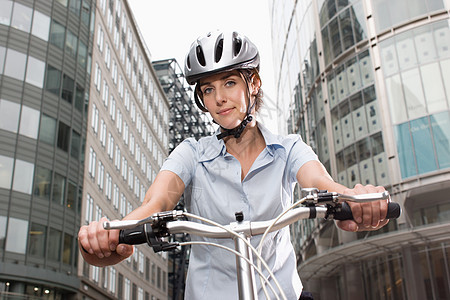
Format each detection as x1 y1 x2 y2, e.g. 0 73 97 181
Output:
333 202 401 221
119 225 147 245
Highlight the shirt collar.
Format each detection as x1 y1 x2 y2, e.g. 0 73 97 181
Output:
198 122 286 162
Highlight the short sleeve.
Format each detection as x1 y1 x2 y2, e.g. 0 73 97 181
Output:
160 138 198 187
287 136 319 182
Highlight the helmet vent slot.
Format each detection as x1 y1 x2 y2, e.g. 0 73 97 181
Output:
233 37 242 57
196 45 206 67
215 38 224 63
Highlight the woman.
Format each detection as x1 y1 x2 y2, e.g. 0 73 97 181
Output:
78 31 389 299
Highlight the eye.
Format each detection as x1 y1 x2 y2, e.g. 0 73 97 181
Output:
202 87 213 95
225 80 236 87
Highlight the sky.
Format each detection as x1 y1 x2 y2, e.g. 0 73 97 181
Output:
128 0 279 132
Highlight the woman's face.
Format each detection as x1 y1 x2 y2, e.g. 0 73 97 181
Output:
198 70 259 129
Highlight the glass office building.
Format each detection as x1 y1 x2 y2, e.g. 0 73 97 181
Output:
0 0 94 298
269 1 450 299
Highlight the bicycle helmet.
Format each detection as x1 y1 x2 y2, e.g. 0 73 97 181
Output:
184 31 260 85
184 31 260 139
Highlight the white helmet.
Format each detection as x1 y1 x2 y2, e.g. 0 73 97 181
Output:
184 31 260 85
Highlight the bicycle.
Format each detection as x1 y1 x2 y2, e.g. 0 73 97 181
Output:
103 188 401 300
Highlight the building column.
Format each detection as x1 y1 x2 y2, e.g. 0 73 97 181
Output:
401 246 427 300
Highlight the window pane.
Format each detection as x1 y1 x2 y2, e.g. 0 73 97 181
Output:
26 56 45 88
50 20 65 49
65 29 77 58
57 121 70 151
19 105 40 139
411 117 437 174
386 75 407 124
351 2 367 43
330 18 342 58
33 166 52 200
45 65 61 94
69 0 81 15
81 0 90 26
0 155 14 189
61 74 74 103
52 173 65 205
71 130 80 159
39 114 56 145
5 217 28 254
402 68 426 119
63 233 73 264
74 84 84 112
421 63 447 113
339 9 354 50
395 123 417 178
13 159 34 194
0 46 5 74
67 181 76 210
4 49 26 81
28 223 46 257
0 99 20 133
78 40 87 68
0 215 6 249
430 112 450 169
11 2 32 32
48 228 61 261
31 10 50 41
0 0 13 26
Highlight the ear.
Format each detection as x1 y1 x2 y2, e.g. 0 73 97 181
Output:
250 74 261 95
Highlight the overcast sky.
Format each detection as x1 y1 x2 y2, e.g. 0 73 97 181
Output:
128 0 279 132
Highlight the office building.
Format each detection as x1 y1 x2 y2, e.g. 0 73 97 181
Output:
0 0 94 298
269 1 450 299
80 0 169 299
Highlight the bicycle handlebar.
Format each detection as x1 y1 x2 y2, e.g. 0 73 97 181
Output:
115 202 401 246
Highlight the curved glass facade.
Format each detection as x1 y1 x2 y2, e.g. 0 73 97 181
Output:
0 0 93 298
270 0 450 299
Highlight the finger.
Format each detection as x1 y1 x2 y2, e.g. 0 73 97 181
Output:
97 217 112 257
108 220 121 252
360 202 373 228
78 225 93 254
370 199 381 228
116 244 134 258
347 201 362 224
336 220 359 232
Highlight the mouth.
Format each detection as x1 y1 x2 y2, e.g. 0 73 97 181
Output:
217 108 233 115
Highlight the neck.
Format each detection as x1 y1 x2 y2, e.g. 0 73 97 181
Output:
223 121 264 157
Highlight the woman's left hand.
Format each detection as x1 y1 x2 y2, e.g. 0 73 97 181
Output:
336 184 390 232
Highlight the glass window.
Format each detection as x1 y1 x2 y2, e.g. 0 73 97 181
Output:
396 32 418 71
0 155 14 190
28 223 46 257
61 74 74 103
52 173 66 205
411 117 437 174
351 2 367 43
379 38 399 77
13 159 34 194
71 130 80 159
48 228 61 261
74 84 84 112
63 233 73 264
0 46 5 74
19 105 40 139
57 121 70 151
440 59 450 107
395 123 416 178
78 40 87 68
0 99 20 133
339 9 354 51
81 0 90 26
430 112 450 169
45 65 61 94
402 68 426 119
31 10 50 41
67 181 77 210
65 29 77 58
0 0 13 26
330 18 342 59
421 63 447 113
11 2 32 32
386 74 407 124
5 217 28 254
25 56 46 88
0 215 6 249
39 114 56 145
69 0 81 16
33 166 52 200
4 48 26 81
56 0 68 6
50 20 65 49
434 22 450 59
321 26 332 66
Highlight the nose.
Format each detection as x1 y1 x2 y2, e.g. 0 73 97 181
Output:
214 88 226 105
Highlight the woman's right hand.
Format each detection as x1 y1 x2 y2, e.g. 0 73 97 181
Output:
78 217 134 267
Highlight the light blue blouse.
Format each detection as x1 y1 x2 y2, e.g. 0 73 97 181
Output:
161 122 318 299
